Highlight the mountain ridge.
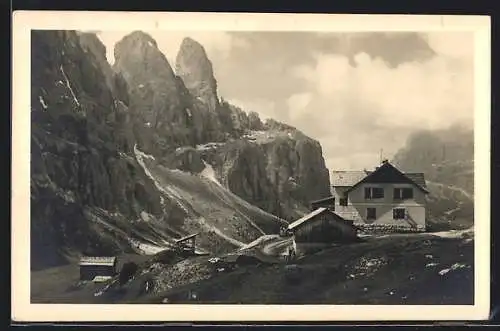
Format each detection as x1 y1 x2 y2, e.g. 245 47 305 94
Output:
392 125 474 231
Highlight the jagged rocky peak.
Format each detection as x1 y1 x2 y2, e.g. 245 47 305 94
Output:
175 37 219 112
113 30 195 152
113 30 176 84
116 30 159 51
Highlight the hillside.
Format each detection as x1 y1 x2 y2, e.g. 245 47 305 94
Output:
30 30 330 271
31 229 474 305
392 125 474 231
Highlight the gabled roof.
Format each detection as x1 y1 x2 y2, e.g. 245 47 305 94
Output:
175 233 199 243
310 196 335 204
404 173 427 189
287 207 354 231
79 256 117 266
344 161 429 194
288 208 328 230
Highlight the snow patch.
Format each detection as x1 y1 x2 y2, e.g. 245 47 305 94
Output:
138 242 166 255
186 108 192 117
200 161 223 187
195 142 224 151
59 65 80 106
438 262 470 275
134 144 191 214
140 211 153 222
39 96 48 110
148 41 153 47
129 238 167 255
134 145 156 161
138 84 144 88
134 144 165 209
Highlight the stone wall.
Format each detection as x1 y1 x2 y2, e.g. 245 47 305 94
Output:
355 223 426 234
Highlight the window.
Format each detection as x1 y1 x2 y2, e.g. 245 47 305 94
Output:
393 188 414 200
366 208 377 220
339 197 348 206
393 208 406 220
364 187 384 199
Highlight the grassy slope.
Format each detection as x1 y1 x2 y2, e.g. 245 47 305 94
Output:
147 233 473 305
31 231 474 305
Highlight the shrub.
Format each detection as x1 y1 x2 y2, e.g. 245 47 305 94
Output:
119 261 138 286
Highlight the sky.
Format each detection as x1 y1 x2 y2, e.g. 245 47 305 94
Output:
97 30 474 171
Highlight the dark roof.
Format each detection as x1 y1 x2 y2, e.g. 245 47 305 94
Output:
404 173 427 188
175 233 199 243
310 196 335 204
344 161 429 194
331 162 428 193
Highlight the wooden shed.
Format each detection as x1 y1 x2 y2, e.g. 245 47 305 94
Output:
287 207 358 256
174 233 198 254
79 256 118 282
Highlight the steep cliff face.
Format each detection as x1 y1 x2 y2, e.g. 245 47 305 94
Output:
196 128 331 220
30 30 167 269
392 125 474 231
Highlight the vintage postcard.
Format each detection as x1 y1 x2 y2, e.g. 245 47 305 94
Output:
12 11 491 322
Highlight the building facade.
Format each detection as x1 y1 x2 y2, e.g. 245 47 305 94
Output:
331 160 428 233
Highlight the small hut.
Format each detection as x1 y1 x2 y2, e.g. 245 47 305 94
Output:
287 207 358 256
174 233 198 254
79 256 118 282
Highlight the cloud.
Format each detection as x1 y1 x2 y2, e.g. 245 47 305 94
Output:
287 93 312 120
96 30 244 67
287 32 474 171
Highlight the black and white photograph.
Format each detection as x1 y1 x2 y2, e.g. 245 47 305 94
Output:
12 12 490 322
